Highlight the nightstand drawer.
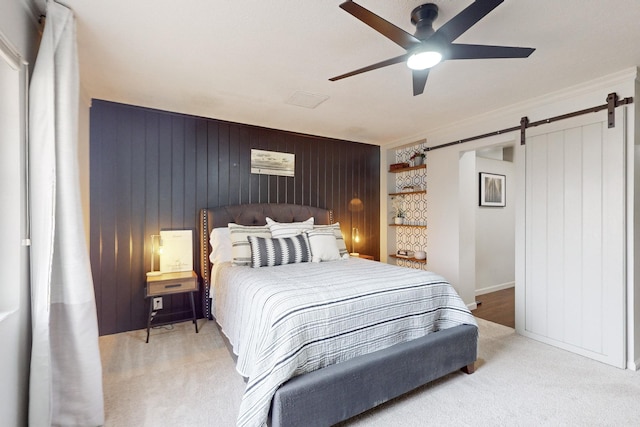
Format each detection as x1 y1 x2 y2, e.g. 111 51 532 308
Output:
146 271 197 296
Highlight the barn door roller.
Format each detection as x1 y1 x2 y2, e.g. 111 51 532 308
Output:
519 92 633 145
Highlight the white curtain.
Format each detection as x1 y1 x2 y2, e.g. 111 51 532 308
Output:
29 2 104 426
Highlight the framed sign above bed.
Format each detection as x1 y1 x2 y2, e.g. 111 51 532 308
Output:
251 149 295 177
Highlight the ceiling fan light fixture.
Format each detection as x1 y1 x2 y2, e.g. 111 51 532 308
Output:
407 50 442 70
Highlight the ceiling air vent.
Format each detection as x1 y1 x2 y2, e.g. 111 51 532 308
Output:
285 91 329 109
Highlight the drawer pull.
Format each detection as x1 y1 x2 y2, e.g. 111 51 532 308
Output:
165 284 182 289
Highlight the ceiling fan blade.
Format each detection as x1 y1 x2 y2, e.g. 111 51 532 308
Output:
436 0 503 42
340 1 420 50
448 43 535 60
412 69 430 96
330 53 411 81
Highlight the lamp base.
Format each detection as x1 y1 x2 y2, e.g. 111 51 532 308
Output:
146 271 162 277
350 252 360 257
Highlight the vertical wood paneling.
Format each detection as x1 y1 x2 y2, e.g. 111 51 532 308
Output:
545 131 565 343
601 114 625 364
144 110 160 281
130 108 147 327
292 136 303 205
195 120 209 211
563 127 583 348
115 107 133 332
97 105 118 335
207 121 219 206
218 123 230 206
89 106 103 333
171 116 185 226
266 131 278 203
184 117 198 226
229 125 240 206
526 134 548 336
90 100 380 334
581 123 603 352
239 127 251 204
158 114 173 229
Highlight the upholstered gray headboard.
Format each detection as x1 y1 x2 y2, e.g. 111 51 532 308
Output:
198 203 333 319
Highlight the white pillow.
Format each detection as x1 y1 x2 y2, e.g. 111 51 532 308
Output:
228 223 272 266
305 229 341 262
266 216 314 238
313 222 348 257
209 227 232 265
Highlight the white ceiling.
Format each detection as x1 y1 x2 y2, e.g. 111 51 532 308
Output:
47 0 640 145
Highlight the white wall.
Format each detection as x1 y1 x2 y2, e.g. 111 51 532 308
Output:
383 67 639 368
458 151 477 306
630 77 640 370
0 0 41 424
475 155 515 294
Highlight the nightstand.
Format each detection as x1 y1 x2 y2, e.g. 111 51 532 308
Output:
145 271 198 343
352 254 374 260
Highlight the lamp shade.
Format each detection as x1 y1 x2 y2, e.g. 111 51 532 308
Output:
348 197 364 212
146 234 163 276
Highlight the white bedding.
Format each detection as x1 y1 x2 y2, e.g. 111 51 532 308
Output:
212 257 477 427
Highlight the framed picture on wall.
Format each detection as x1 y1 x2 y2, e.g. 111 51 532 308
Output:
479 172 506 207
251 149 295 177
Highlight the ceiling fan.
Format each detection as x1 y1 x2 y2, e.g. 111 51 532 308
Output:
330 0 535 96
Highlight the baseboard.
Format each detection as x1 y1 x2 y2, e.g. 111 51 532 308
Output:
627 357 640 371
475 281 515 296
466 301 477 311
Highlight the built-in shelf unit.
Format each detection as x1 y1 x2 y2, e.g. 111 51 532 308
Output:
386 145 428 270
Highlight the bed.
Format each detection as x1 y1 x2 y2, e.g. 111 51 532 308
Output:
198 203 478 427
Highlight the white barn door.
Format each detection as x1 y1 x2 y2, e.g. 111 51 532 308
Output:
523 112 625 368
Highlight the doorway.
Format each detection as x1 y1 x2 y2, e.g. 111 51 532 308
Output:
0 35 30 425
460 145 516 328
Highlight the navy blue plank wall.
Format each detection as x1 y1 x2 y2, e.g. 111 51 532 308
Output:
89 100 381 335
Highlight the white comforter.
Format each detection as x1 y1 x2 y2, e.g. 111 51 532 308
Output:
213 257 477 427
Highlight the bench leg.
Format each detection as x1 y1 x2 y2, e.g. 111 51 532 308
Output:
461 362 475 374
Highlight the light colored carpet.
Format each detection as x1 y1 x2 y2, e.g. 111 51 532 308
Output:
100 319 640 426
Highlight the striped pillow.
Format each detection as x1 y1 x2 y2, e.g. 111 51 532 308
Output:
228 223 272 266
313 222 348 257
266 217 314 238
248 234 311 268
305 229 341 262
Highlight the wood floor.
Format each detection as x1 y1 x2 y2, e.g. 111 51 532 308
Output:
472 287 515 328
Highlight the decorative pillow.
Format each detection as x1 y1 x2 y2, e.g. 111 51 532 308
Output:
209 227 232 265
266 216 314 238
305 229 341 262
313 222 348 257
228 223 272 266
248 234 311 268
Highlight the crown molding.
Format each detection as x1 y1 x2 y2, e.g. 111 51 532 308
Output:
0 32 24 70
